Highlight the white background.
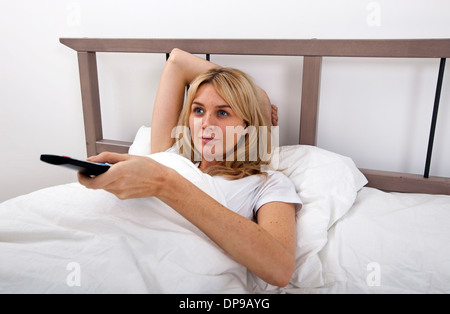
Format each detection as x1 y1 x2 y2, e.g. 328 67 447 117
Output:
1 0 450 202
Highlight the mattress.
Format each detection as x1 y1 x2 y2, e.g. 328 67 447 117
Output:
285 187 450 294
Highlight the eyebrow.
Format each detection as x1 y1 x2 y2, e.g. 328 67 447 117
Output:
192 101 231 109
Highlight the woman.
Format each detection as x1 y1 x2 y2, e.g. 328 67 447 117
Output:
78 49 301 287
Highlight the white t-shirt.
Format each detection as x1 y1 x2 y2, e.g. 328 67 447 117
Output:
213 171 302 221
167 146 302 221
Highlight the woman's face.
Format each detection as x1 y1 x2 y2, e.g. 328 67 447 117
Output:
189 84 246 164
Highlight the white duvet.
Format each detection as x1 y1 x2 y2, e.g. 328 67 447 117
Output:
0 153 249 294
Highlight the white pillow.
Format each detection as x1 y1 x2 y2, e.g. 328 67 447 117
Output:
128 126 368 289
268 145 367 288
129 126 152 156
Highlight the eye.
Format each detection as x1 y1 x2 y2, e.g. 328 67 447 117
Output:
218 110 229 117
192 107 204 114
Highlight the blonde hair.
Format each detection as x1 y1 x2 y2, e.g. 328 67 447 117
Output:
174 67 272 180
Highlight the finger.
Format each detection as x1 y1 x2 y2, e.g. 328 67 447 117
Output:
272 117 278 126
77 171 107 189
78 172 96 188
77 164 121 190
88 152 130 164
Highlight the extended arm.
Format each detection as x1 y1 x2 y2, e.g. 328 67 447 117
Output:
79 152 297 287
159 166 296 287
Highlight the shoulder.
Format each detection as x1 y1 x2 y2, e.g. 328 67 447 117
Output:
255 170 302 209
264 170 296 188
165 145 179 155
227 171 295 191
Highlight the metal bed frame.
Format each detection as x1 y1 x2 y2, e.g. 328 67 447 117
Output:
60 38 450 195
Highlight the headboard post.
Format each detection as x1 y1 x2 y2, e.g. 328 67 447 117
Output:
77 51 103 157
299 56 322 146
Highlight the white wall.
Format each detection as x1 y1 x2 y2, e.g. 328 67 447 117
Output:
1 0 450 202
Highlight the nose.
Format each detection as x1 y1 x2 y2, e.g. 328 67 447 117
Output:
202 113 217 130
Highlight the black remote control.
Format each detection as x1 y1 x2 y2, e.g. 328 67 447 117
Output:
40 154 110 176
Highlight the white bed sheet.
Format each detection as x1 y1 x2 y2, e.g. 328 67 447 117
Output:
285 187 450 294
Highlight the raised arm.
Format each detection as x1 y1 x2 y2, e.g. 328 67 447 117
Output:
150 49 218 153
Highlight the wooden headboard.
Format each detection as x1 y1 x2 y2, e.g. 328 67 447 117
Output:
60 38 450 195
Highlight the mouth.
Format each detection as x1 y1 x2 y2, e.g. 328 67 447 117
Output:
201 137 218 145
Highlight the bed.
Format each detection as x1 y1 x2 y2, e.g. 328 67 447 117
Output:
1 38 449 294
